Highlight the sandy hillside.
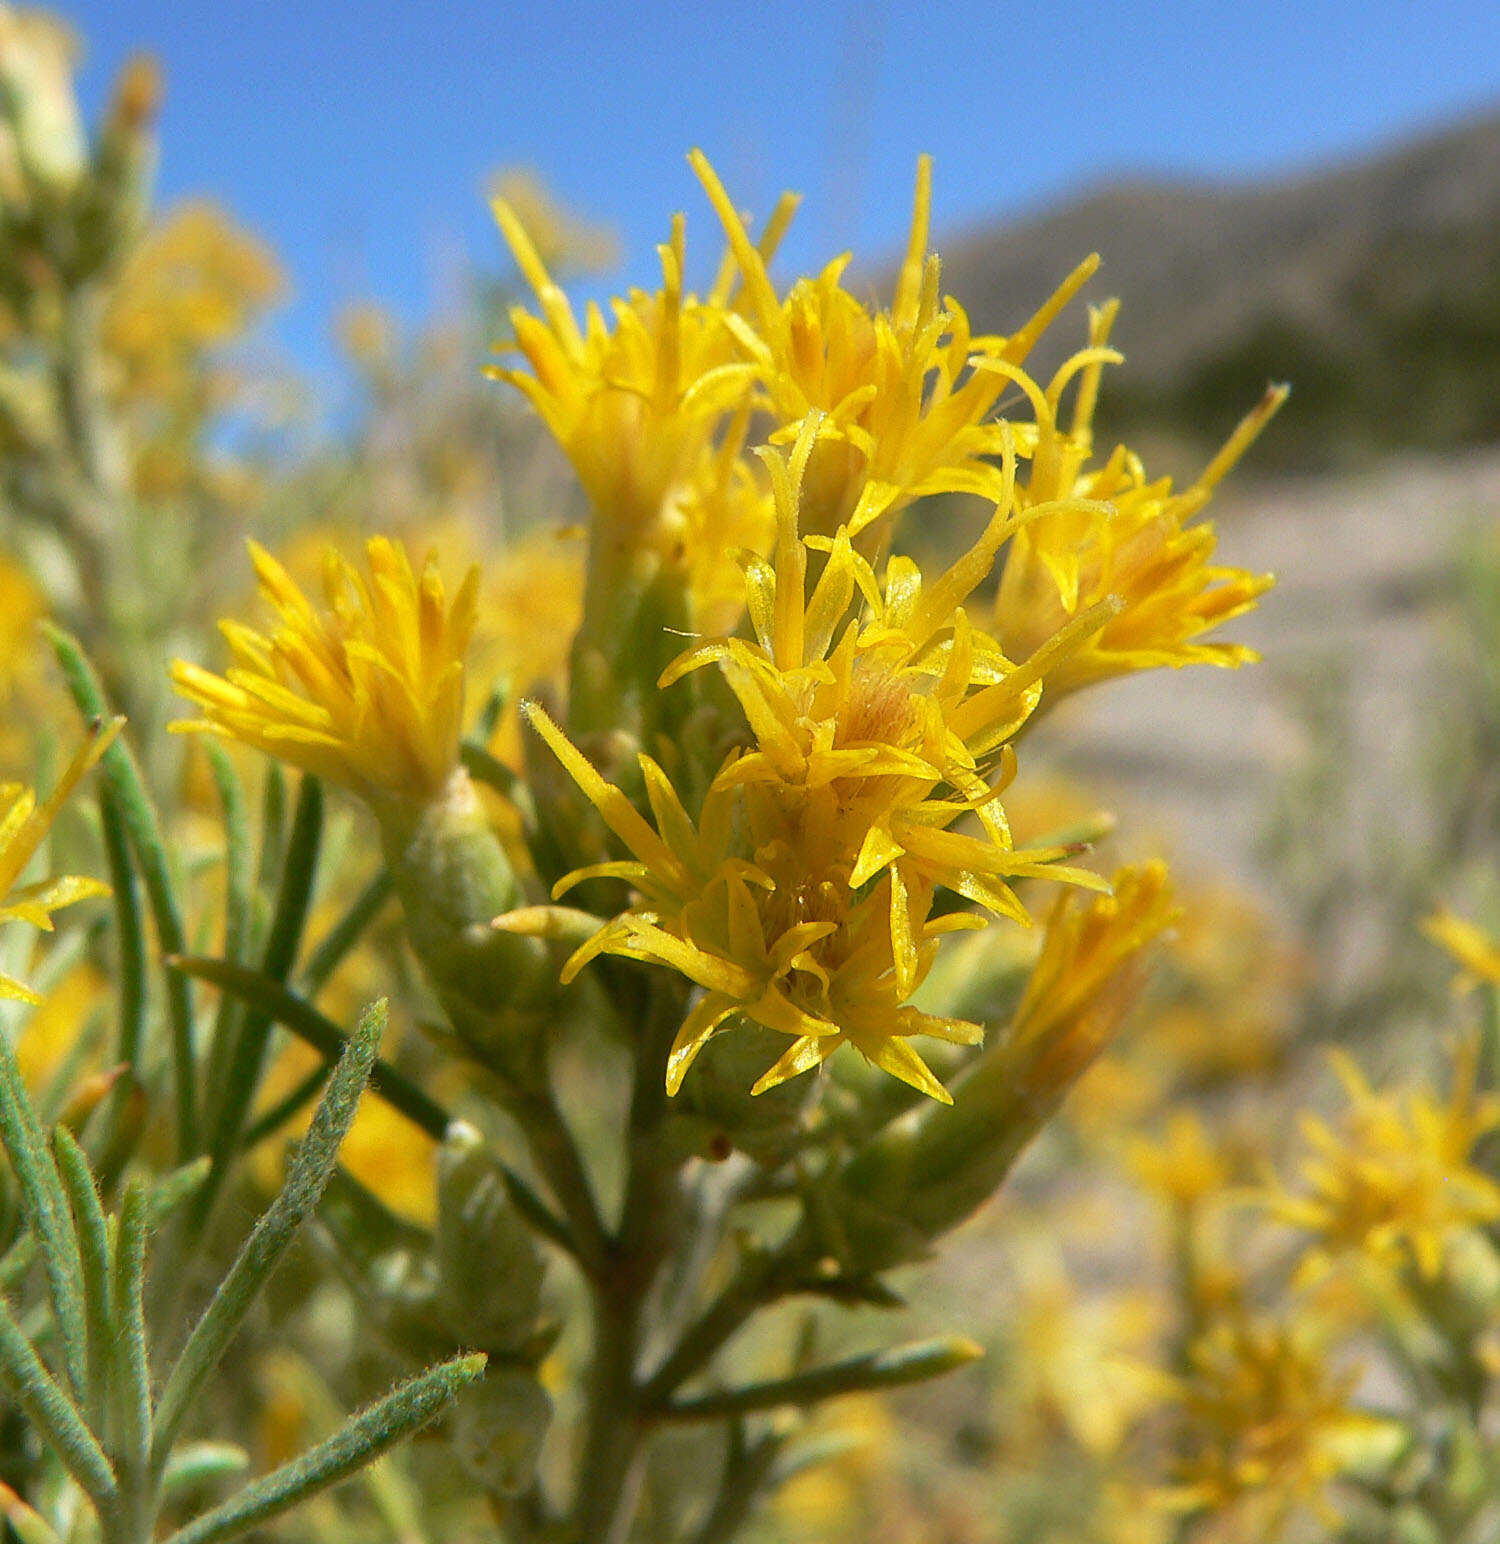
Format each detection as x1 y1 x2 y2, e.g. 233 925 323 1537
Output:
1030 447 1500 885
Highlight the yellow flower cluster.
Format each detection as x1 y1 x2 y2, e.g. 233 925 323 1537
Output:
1266 1039 1500 1282
1154 1305 1376 1527
524 416 1126 1104
183 152 1278 1107
496 155 1275 1104
992 297 1285 701
171 537 478 810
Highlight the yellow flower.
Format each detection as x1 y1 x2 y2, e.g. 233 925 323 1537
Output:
105 201 283 405
0 718 119 1003
1421 906 1500 993
170 537 478 810
1153 1306 1381 1530
488 193 761 543
1265 1037 1500 1282
523 699 983 1104
472 524 585 768
992 299 1285 698
661 424 1113 938
1126 1110 1235 1214
1007 861 1179 1101
1001 1242 1163 1459
690 149 1095 542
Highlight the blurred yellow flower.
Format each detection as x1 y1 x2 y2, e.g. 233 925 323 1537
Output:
1153 1306 1382 1531
0 717 119 1002
1266 1038 1500 1282
171 537 478 810
0 553 51 775
1002 1243 1164 1459
105 200 283 406
1421 906 1500 994
1126 1110 1234 1213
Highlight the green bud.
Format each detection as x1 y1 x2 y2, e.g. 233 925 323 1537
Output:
377 769 559 1060
675 1022 814 1167
569 547 693 744
824 1033 1061 1274
0 11 87 195
75 54 159 279
436 1123 545 1355
452 1369 552 1496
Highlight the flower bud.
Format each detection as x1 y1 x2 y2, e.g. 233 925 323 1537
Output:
826 866 1175 1273
675 1022 814 1166
0 11 86 195
436 1122 545 1355
377 769 559 1062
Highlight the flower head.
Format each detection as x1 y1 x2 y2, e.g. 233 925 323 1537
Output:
523 699 984 1103
690 149 1092 542
0 717 119 1003
992 300 1285 698
171 537 478 809
489 195 764 542
1008 861 1179 1099
1264 1037 1500 1282
1153 1305 1379 1530
661 423 1113 936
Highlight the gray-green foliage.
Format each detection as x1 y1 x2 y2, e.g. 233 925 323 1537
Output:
0 997 483 1544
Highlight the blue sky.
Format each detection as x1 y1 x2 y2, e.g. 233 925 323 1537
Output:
66 1 1500 401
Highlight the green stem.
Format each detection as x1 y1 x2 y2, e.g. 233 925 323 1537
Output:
638 1253 780 1410
688 1428 785 1544
572 998 680 1544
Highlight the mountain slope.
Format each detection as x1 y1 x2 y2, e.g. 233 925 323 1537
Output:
934 111 1500 466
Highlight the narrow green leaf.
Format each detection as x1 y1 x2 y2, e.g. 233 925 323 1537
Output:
162 1353 485 1544
169 958 449 1141
656 1335 984 1422
152 1000 387 1463
0 1031 87 1400
98 789 146 1075
196 776 323 1228
498 1166 582 1262
298 868 394 997
110 1182 153 1486
43 625 198 1156
0 1296 115 1507
51 1128 111 1425
161 1442 249 1498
